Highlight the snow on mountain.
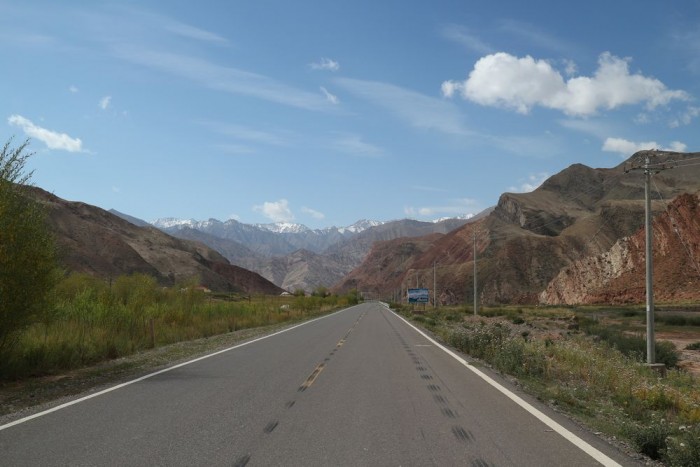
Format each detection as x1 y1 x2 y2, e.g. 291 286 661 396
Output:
255 222 311 234
151 217 198 229
338 219 384 234
432 213 474 223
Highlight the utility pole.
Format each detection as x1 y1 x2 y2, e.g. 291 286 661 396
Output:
473 230 478 316
433 260 437 308
625 150 675 365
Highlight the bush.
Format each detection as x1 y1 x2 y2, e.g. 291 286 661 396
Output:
625 420 670 460
0 138 59 355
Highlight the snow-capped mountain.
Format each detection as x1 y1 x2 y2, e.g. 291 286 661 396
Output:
255 222 311 234
337 219 384 234
151 217 384 257
149 214 474 292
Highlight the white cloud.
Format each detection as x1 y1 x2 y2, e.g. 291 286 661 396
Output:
253 199 294 223
602 137 687 157
69 85 79 93
508 172 550 193
310 58 339 71
8 114 83 152
99 95 112 110
201 121 291 146
114 46 334 112
320 86 339 104
332 134 384 157
336 77 470 136
301 206 325 219
404 198 479 218
440 24 493 54
497 19 576 55
443 52 689 116
670 105 700 127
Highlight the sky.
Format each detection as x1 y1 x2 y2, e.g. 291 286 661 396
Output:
2 1 699 229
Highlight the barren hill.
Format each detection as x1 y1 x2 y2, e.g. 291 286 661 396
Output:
333 151 700 305
30 188 283 295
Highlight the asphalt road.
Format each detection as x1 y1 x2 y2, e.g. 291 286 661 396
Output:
0 302 640 466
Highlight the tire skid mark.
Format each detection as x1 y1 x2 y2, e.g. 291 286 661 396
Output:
233 308 369 467
441 407 457 419
452 425 475 442
471 459 494 467
233 454 251 467
263 420 279 434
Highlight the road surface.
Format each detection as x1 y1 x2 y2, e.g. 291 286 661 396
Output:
0 302 639 466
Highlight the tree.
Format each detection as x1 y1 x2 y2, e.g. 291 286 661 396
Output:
0 138 59 353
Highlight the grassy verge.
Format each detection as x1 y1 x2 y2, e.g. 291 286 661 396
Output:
0 273 358 381
392 304 700 466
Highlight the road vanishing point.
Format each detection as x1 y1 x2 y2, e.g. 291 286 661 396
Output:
1 302 640 466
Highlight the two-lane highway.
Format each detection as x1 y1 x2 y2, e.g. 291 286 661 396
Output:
1 302 638 466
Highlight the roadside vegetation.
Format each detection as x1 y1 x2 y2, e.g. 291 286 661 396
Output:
0 138 360 381
0 272 360 380
394 304 700 466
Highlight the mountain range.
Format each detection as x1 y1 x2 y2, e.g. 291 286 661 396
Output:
147 214 477 292
36 150 700 306
332 151 700 305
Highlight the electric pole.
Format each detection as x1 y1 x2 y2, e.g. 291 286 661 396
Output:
433 260 437 308
625 150 675 365
473 230 478 316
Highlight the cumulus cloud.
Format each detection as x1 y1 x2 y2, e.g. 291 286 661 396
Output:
8 114 83 152
320 86 339 104
253 199 294 223
69 85 79 93
508 173 550 193
310 57 340 71
301 206 325 219
99 96 112 110
602 137 687 157
443 52 689 116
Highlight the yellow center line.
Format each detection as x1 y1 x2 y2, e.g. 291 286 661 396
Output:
297 311 367 392
299 362 326 392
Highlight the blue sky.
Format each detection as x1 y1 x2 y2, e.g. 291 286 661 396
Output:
2 1 699 229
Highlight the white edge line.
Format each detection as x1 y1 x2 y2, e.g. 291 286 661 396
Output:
0 308 350 432
387 305 622 467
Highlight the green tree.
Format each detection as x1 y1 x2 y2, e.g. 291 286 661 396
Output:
0 138 59 353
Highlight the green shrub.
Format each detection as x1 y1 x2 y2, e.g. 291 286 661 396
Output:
625 420 670 460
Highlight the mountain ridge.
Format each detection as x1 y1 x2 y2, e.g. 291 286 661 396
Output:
332 151 700 304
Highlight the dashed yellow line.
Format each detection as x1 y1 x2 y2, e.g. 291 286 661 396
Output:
299 362 326 392
298 311 367 392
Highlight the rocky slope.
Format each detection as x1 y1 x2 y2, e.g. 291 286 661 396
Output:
333 151 700 305
31 188 283 295
541 192 700 304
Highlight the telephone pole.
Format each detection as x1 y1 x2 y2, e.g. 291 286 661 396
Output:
625 150 675 365
433 260 437 308
473 230 478 316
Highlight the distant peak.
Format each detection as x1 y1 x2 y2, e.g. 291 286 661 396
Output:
432 213 474 223
151 217 197 229
256 222 311 234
